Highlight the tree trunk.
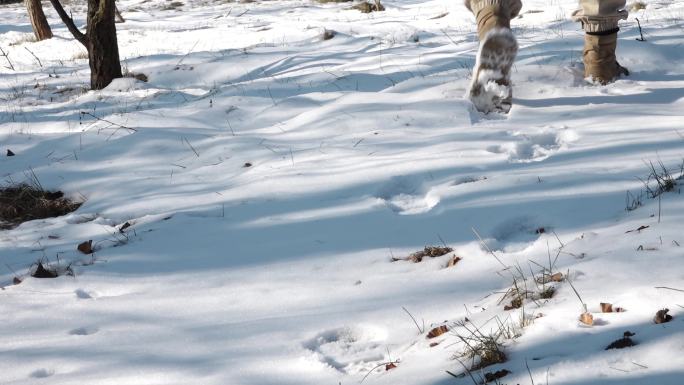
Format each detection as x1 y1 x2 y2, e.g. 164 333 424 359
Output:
86 0 122 89
49 0 122 89
26 0 53 41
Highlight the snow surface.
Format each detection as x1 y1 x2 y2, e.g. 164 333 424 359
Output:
1 0 684 384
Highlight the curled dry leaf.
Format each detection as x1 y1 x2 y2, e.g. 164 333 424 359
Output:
601 302 613 313
484 369 511 383
77 240 93 254
429 342 439 347
13 277 22 285
426 325 448 339
446 255 462 268
385 362 397 371
579 312 594 326
654 308 673 324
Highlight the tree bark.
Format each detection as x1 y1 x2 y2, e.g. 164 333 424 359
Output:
48 0 122 89
86 0 122 89
26 0 53 41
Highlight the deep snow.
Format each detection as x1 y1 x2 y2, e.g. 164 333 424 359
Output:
1 0 684 384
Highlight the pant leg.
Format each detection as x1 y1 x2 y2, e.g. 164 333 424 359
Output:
464 0 522 19
571 0 628 33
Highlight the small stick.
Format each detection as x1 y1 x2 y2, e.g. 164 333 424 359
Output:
0 45 14 70
24 47 42 67
472 227 507 269
401 306 424 333
655 286 684 293
635 18 646 41
80 111 136 132
566 275 587 312
183 137 199 157
526 358 536 385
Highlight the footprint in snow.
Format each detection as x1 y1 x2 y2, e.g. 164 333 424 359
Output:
376 176 439 215
69 326 99 336
487 215 548 252
488 129 578 162
30 369 54 378
74 289 98 299
303 325 388 375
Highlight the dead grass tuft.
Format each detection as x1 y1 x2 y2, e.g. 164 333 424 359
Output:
393 245 453 263
352 0 384 13
0 183 82 230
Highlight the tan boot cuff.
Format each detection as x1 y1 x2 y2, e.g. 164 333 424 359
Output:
571 10 628 33
466 0 522 18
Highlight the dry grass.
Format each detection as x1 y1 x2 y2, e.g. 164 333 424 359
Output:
0 183 82 230
393 245 453 263
352 0 384 13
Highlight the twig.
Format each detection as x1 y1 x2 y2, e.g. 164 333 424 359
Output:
183 137 200 157
401 306 425 334
635 18 646 41
176 40 199 66
566 275 587 312
24 47 42 67
0 45 14 70
655 286 684 293
471 227 507 269
80 111 136 132
526 358 536 385
437 233 448 248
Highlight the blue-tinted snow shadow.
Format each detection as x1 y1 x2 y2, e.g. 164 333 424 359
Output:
429 317 684 385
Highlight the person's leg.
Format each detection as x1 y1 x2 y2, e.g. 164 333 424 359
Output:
465 0 522 113
572 0 629 84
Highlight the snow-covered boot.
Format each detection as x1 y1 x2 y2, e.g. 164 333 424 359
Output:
583 30 629 84
467 3 518 114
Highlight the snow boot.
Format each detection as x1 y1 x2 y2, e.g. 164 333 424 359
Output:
467 4 518 114
583 30 629 84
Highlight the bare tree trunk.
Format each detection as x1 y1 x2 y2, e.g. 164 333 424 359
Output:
26 0 53 41
48 0 122 90
86 0 122 89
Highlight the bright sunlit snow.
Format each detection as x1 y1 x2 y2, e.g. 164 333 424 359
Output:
1 0 683 384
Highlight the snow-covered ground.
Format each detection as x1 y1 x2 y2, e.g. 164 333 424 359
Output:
1 0 684 384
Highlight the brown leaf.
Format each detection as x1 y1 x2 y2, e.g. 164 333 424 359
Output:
579 312 594 326
654 308 673 324
13 277 22 285
614 307 626 313
600 303 613 313
427 325 449 339
429 342 439 347
119 222 131 233
549 272 563 282
77 240 93 254
446 255 462 268
385 362 397 371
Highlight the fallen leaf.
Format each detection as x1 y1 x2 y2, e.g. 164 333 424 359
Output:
385 362 397 371
77 240 93 254
7 149 15 156
429 342 439 347
654 308 673 324
484 369 511 383
119 222 131 232
427 325 448 339
579 312 594 326
446 255 462 268
13 277 22 285
601 303 613 313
